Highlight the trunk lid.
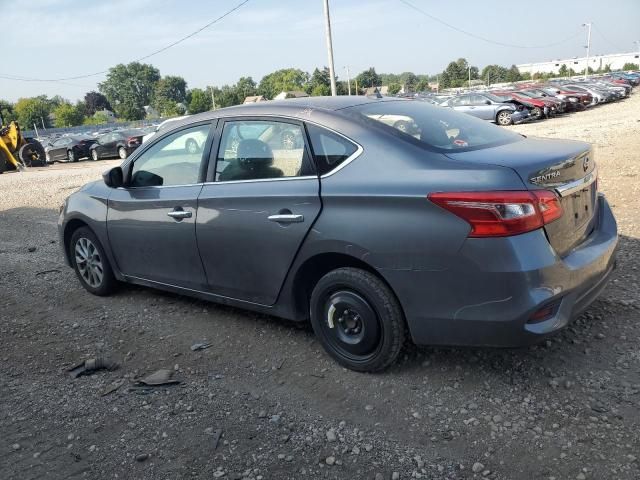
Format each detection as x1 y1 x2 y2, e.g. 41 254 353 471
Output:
445 137 598 256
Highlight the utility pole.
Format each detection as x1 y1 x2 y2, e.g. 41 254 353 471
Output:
355 78 358 95
209 86 216 110
468 66 471 88
583 22 592 79
323 0 337 96
344 66 351 95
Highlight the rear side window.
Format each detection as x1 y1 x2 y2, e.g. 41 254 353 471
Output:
306 124 358 175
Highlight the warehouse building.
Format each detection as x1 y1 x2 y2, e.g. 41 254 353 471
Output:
517 51 639 75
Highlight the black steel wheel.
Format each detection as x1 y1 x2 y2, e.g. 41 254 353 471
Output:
18 140 47 167
310 267 406 372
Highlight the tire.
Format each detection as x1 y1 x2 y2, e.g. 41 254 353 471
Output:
0 149 8 173
19 141 47 167
118 147 128 159
185 139 199 154
531 107 543 120
91 149 99 161
69 227 117 296
496 110 513 126
67 149 76 162
309 267 406 372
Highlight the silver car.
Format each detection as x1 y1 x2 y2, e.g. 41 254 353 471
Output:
59 97 618 372
440 92 529 125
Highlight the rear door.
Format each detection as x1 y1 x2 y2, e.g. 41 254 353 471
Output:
469 95 495 120
196 117 320 305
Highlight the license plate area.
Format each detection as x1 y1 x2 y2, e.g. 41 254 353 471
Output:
566 183 596 228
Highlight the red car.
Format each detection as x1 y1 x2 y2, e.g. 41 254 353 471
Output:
542 86 593 109
492 91 556 120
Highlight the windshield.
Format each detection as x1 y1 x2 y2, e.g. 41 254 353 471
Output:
348 100 521 151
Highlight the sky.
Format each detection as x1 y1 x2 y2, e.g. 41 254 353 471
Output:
2 0 639 102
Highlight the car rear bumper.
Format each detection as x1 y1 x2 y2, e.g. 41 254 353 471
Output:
386 194 618 347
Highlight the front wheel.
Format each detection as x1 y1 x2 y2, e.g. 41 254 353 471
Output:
531 107 543 120
67 149 76 162
496 110 513 126
118 147 128 159
91 149 99 161
70 227 117 296
310 268 406 372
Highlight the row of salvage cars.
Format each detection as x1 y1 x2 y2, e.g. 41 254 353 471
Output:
43 129 147 163
436 72 638 126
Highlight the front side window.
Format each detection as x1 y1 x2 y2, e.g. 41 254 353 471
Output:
350 100 521 151
129 124 210 187
306 124 358 175
215 120 312 181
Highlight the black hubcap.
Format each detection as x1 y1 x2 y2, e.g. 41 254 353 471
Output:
321 290 381 358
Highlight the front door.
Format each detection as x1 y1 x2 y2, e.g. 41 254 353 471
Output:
197 118 321 305
107 122 214 290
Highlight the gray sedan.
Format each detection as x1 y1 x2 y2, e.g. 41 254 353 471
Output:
58 97 617 372
440 92 528 125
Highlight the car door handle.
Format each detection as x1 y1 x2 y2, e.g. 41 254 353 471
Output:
267 214 304 223
167 210 192 219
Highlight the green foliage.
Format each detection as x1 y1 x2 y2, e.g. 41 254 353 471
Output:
99 62 161 120
310 84 331 96
415 79 430 92
258 68 309 99
235 76 257 99
83 111 111 125
187 88 212 114
387 83 401 95
53 101 85 127
558 64 569 77
14 96 52 128
0 99 16 124
307 67 331 95
84 91 111 115
439 58 479 88
153 76 187 116
355 67 381 89
622 63 639 71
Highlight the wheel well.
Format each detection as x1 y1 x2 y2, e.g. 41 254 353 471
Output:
292 253 396 320
63 219 89 259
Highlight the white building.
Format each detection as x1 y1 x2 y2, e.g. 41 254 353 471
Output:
517 51 640 75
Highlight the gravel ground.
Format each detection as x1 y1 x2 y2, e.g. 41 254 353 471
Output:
1 96 639 480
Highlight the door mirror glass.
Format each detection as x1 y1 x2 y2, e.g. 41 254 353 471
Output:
103 166 123 188
485 100 492 105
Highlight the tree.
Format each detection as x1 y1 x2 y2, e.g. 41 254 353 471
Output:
235 76 257 99
258 68 309 99
83 111 111 125
622 62 639 71
212 85 242 108
153 75 187 116
0 100 16 124
441 58 478 88
308 68 331 92
388 83 401 95
355 67 381 88
398 72 418 90
188 88 212 114
84 91 112 115
415 79 430 92
99 62 161 120
558 64 569 77
14 96 52 128
505 65 522 83
53 102 85 127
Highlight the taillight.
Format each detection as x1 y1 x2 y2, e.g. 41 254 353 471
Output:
428 190 563 237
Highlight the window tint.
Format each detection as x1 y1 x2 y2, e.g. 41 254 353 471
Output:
469 95 489 106
216 120 312 181
351 100 521 151
129 124 210 187
306 124 358 175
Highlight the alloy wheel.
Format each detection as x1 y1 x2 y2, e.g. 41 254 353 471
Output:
118 147 127 159
74 237 104 288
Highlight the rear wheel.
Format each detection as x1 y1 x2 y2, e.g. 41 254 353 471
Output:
91 149 99 161
531 107 543 120
67 149 76 162
310 267 406 372
70 227 117 296
496 110 513 126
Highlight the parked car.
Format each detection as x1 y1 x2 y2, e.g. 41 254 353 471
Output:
492 91 555 120
541 86 592 109
58 97 618 372
439 92 529 125
45 135 96 162
516 89 567 114
90 129 144 160
560 84 610 104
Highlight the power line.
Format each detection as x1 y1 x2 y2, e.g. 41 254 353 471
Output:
398 0 582 49
0 0 250 83
592 24 624 52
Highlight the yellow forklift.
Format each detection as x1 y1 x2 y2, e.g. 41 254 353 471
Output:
0 112 47 173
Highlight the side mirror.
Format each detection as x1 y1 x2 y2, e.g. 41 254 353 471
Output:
103 166 123 188
485 100 492 105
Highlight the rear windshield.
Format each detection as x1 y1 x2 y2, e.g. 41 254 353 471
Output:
348 100 521 151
